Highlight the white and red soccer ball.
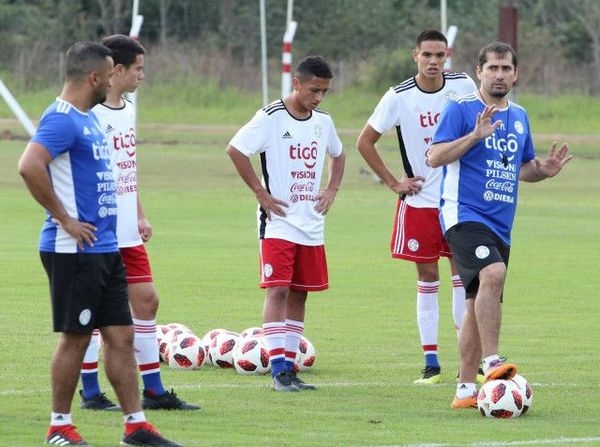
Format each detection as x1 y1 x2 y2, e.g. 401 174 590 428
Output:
233 337 270 375
294 336 316 372
167 334 205 370
511 374 533 415
239 326 263 339
208 332 239 368
477 379 525 418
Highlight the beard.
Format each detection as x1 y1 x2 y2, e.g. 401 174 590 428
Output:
91 89 107 107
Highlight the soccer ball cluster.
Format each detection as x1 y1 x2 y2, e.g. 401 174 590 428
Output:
477 374 533 418
156 323 315 376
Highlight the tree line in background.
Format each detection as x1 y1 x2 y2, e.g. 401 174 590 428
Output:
0 0 598 95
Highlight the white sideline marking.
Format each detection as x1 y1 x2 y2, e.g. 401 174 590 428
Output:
0 381 595 396
380 438 600 447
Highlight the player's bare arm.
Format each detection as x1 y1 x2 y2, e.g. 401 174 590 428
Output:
357 124 425 195
137 195 153 242
314 152 345 215
519 142 572 182
226 144 288 219
428 104 502 168
18 142 97 250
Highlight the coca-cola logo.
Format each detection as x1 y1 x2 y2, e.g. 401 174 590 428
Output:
289 141 318 169
290 182 314 193
97 193 116 205
117 171 137 185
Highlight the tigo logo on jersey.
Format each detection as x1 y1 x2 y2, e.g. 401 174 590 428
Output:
289 141 319 169
419 111 440 128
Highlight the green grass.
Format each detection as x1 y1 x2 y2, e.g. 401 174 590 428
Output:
1 128 599 446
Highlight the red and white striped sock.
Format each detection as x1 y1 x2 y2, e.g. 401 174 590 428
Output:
133 319 164 395
284 319 304 370
417 280 440 367
263 321 286 377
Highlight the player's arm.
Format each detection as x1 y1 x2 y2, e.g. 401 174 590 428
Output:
519 142 572 183
226 144 288 219
356 124 424 195
314 152 345 215
428 104 501 168
18 142 97 249
137 194 152 242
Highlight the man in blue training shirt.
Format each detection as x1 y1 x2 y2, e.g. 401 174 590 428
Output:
428 42 572 409
18 41 181 446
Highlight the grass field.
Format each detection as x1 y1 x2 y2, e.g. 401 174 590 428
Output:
0 114 599 447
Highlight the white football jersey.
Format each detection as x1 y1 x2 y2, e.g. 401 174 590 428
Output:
92 99 141 248
229 99 343 245
368 72 476 207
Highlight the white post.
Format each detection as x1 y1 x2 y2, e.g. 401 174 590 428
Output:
441 0 447 35
444 25 458 71
260 0 268 107
0 79 36 137
281 0 297 98
128 0 144 111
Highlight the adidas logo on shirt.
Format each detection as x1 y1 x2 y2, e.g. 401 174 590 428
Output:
83 126 91 135
105 124 114 134
282 131 292 139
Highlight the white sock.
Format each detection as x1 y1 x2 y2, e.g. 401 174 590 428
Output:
483 354 501 373
81 329 100 370
284 319 304 365
51 412 72 426
133 318 160 371
124 411 146 424
416 280 440 348
456 383 477 398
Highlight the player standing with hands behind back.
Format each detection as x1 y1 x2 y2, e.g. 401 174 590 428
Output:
428 42 572 408
357 29 481 384
227 56 345 391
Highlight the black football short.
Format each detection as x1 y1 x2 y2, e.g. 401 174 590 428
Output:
40 252 132 333
444 221 510 299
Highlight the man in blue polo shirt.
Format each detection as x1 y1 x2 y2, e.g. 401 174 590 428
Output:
18 41 180 446
428 42 572 409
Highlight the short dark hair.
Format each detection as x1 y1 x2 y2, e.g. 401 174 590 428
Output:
294 56 333 82
478 42 518 69
416 29 448 48
65 41 112 81
101 34 145 68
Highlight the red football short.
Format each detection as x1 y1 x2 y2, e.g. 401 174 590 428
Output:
390 199 452 263
119 244 153 284
259 238 328 292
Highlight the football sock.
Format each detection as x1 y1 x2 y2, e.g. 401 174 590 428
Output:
50 412 72 427
80 329 101 399
483 354 501 373
263 321 286 377
133 318 165 396
451 275 466 337
417 280 440 368
284 319 304 371
124 412 147 435
456 383 477 398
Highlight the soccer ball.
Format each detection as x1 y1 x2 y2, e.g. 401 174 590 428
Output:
168 334 205 370
201 328 238 366
208 332 239 368
477 379 524 418
160 326 193 362
511 374 533 415
233 337 270 375
239 326 263 339
294 336 316 372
